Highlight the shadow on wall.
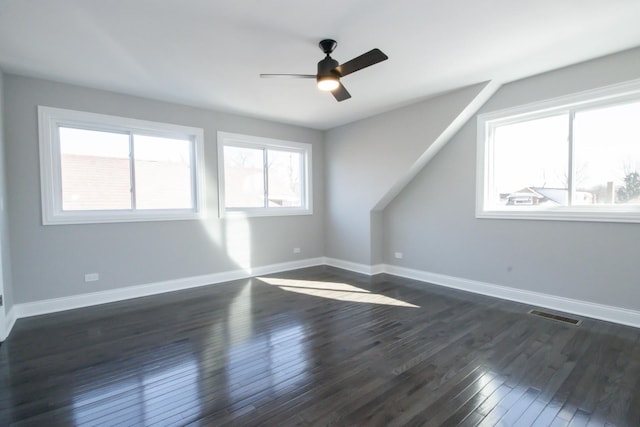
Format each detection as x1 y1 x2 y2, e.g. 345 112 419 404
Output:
201 215 253 273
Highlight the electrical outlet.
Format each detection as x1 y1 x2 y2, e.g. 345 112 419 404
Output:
85 273 99 282
394 252 403 259
293 247 301 254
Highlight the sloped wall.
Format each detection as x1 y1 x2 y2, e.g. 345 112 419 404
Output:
324 83 494 265
383 47 640 311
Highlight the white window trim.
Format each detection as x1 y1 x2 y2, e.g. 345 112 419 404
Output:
476 78 640 223
38 106 206 225
217 131 313 218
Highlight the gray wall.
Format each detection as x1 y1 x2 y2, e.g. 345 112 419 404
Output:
5 47 640 312
4 74 324 304
324 83 488 265
0 70 14 313
384 47 640 311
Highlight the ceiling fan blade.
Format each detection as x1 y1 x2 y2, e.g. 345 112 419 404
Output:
332 83 351 102
335 48 388 77
260 74 315 79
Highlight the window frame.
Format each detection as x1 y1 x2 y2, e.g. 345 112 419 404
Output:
217 131 313 218
38 106 206 225
476 78 640 223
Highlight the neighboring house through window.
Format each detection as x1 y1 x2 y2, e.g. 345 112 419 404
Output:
38 106 205 225
217 132 312 217
477 79 640 223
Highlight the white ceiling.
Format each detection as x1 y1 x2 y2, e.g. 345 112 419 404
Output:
1 0 640 130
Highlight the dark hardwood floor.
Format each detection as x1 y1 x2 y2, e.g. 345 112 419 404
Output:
1 266 639 426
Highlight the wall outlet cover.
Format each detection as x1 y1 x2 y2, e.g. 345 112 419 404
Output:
85 273 99 282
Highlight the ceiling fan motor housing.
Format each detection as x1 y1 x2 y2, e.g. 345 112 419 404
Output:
318 38 340 85
317 56 340 80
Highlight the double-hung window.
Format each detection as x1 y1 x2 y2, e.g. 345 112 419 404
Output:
38 106 205 225
217 132 312 217
477 79 640 223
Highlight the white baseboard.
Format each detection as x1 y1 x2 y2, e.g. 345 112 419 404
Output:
4 256 639 340
384 264 640 329
1 307 17 341
248 258 324 277
323 257 385 275
10 257 324 328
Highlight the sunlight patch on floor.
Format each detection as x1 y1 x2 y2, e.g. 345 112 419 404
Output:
258 277 420 308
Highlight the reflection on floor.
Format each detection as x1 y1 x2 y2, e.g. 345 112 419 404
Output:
1 266 639 426
72 341 200 426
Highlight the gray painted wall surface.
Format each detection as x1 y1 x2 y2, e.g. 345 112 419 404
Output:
324 84 487 265
0 71 14 313
384 47 640 311
5 75 324 304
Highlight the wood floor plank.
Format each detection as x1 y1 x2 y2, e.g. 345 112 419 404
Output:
1 266 640 426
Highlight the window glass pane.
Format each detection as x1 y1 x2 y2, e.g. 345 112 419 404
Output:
573 101 640 205
134 135 193 210
267 150 302 208
59 127 131 210
491 114 569 208
224 146 265 208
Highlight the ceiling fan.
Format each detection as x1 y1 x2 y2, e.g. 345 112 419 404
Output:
260 39 388 102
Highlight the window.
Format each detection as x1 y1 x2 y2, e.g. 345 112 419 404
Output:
38 106 205 225
477 79 640 223
217 132 312 217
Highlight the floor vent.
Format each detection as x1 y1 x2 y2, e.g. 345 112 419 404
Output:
528 309 582 326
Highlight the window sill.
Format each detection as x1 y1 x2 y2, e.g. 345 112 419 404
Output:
476 208 640 223
221 208 313 219
43 210 204 225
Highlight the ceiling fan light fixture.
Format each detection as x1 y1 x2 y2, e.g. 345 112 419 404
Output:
317 76 340 91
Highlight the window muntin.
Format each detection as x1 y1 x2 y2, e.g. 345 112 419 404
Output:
477 79 640 222
217 132 312 217
39 107 205 224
